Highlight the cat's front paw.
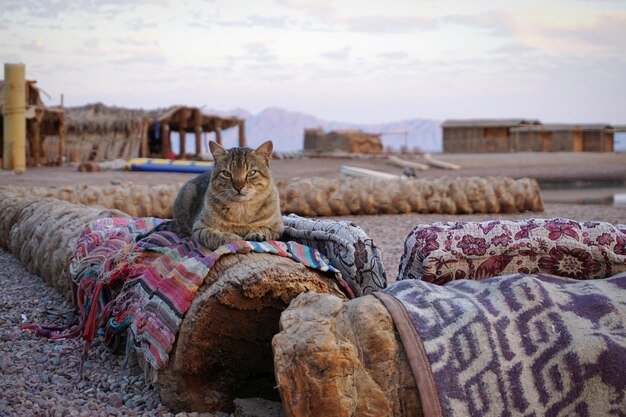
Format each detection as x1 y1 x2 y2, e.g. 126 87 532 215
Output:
244 231 268 242
218 232 243 246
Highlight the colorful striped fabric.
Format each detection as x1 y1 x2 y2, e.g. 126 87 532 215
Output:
67 217 351 369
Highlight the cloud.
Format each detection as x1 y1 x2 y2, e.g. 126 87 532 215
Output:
377 51 409 60
114 32 159 47
0 0 173 19
220 15 291 29
443 10 515 36
541 12 626 50
109 46 168 65
321 46 351 60
274 0 336 20
22 38 46 51
242 42 277 63
492 43 536 54
343 14 438 32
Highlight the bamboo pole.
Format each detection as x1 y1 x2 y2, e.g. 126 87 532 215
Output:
3 63 26 172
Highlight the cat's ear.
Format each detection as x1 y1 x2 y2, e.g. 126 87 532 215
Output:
254 140 273 161
209 141 227 159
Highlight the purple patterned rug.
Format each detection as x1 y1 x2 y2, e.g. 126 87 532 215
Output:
375 273 626 417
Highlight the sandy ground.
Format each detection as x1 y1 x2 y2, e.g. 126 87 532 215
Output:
2 151 626 187
1 151 625 295
1 152 625 415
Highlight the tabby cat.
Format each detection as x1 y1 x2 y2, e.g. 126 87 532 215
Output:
172 140 284 251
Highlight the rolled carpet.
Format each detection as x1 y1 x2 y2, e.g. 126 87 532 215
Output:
274 272 626 417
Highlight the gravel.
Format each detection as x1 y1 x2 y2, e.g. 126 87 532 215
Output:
0 248 219 417
1 202 624 416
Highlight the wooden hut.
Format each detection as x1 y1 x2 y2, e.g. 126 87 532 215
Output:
444 119 614 153
510 124 614 152
580 124 614 152
0 79 65 166
304 128 383 154
146 106 244 159
510 124 583 152
442 119 540 153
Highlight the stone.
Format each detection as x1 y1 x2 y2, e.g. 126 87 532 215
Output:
233 398 285 417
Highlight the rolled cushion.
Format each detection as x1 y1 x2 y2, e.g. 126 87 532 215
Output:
398 218 626 284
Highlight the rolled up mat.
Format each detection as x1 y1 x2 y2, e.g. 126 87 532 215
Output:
274 272 626 417
13 175 543 218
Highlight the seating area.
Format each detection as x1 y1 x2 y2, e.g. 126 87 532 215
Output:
1 184 624 416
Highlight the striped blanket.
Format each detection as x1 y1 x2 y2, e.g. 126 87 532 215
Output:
64 217 350 369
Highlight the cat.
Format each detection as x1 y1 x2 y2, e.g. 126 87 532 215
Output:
168 140 283 251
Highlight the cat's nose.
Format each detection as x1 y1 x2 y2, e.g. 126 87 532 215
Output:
233 182 244 193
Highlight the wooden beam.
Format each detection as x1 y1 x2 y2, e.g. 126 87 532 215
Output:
58 116 65 166
141 118 149 158
179 109 190 160
162 123 170 159
215 118 222 146
238 120 246 148
387 155 429 171
32 117 41 166
194 110 202 157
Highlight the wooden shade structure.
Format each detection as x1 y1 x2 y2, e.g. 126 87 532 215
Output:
147 106 245 159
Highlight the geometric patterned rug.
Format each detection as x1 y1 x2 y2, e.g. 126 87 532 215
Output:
376 272 626 417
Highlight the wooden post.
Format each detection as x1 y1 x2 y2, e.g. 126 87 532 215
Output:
238 120 246 148
141 118 149 157
3 63 26 172
215 118 222 146
58 115 65 165
179 109 189 160
33 115 41 166
194 110 202 157
162 122 170 159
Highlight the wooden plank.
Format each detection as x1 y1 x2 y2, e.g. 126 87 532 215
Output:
387 155 429 171
422 154 460 170
340 165 400 180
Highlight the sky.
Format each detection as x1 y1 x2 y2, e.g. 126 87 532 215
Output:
1 0 625 124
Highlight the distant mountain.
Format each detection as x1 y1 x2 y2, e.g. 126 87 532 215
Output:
205 107 443 152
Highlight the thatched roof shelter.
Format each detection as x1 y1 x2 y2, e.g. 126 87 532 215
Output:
145 105 245 159
63 103 246 162
0 79 65 166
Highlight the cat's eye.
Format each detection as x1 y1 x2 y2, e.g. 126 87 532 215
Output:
221 170 231 178
247 170 257 177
